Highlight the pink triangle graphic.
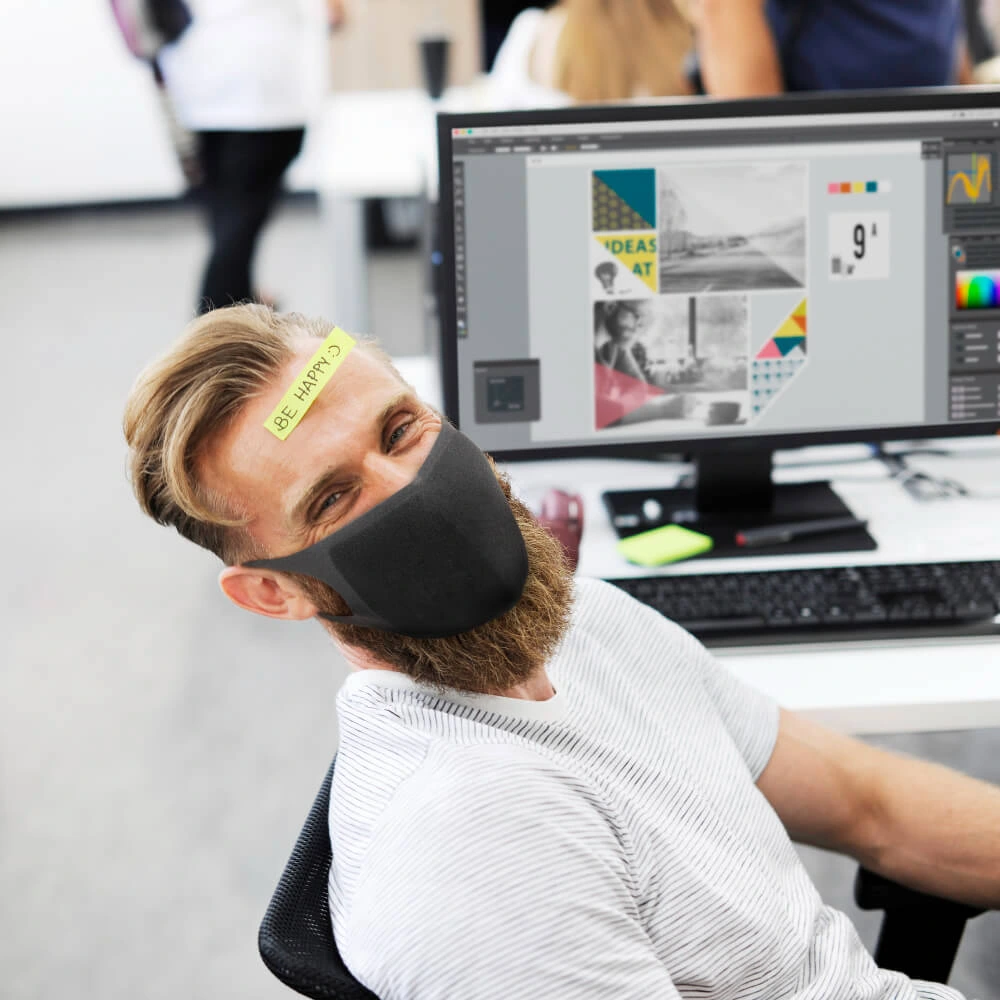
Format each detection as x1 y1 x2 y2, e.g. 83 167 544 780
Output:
756 339 782 360
594 363 665 429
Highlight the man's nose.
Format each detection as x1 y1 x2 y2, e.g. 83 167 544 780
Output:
363 451 417 498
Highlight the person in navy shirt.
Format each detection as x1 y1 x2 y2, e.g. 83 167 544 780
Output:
693 0 970 96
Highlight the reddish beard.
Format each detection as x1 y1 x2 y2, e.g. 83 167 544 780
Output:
289 476 575 694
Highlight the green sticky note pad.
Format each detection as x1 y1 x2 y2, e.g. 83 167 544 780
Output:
617 524 714 566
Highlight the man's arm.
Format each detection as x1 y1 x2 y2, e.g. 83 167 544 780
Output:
956 41 976 85
756 708 1000 909
692 0 783 96
326 0 346 30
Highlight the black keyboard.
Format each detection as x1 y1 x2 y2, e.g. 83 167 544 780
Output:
609 561 1000 647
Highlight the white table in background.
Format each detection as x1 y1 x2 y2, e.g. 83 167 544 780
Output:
310 87 485 334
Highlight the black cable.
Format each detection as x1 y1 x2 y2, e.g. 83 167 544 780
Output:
870 444 970 501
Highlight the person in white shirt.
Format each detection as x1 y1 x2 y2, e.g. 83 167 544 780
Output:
158 0 343 313
489 0 694 107
123 303 1000 999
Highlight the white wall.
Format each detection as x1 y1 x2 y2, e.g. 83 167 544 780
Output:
0 1 186 207
0 0 322 209
0 0 488 209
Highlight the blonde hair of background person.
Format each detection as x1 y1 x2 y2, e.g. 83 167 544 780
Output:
556 0 693 100
490 0 694 105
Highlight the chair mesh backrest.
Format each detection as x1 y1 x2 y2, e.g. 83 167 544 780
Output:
259 756 380 1000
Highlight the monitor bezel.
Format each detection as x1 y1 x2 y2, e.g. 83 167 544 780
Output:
437 87 1000 463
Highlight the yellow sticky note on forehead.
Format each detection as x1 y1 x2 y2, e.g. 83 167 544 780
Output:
264 327 356 440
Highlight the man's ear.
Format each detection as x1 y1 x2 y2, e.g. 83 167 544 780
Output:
218 565 318 621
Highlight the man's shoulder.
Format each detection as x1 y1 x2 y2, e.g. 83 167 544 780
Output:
569 575 694 651
558 577 722 722
339 739 611 870
345 740 627 889
333 740 620 940
370 740 582 823
572 575 635 619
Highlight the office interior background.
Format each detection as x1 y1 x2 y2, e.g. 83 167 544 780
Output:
2 1 1000 997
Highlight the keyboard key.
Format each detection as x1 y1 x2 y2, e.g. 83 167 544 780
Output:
677 616 767 634
852 606 888 624
952 600 996 620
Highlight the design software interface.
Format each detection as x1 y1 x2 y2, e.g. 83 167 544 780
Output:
447 105 1000 453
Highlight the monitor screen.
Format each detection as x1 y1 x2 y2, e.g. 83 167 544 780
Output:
438 90 1000 462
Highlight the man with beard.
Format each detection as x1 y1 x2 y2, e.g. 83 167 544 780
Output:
124 305 999 1000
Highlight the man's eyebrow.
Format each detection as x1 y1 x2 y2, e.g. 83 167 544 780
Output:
286 390 423 529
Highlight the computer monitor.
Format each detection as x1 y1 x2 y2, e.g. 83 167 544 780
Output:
437 89 1000 553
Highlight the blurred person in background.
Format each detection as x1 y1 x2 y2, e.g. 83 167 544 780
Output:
158 0 345 314
482 0 535 68
488 0 695 107
963 0 1000 81
963 0 997 68
692 0 972 97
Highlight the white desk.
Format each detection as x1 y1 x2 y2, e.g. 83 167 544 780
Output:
396 355 1000 737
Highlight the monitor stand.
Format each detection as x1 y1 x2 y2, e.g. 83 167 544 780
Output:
602 448 877 560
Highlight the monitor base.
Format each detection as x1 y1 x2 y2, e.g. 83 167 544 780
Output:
602 480 877 560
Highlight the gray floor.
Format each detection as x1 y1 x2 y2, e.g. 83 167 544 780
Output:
1 198 997 999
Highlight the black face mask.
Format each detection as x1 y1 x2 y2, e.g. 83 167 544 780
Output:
247 421 529 638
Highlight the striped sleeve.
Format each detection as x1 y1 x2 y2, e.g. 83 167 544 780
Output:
913 985 971 999
582 579 780 781
338 743 683 1000
686 632 780 781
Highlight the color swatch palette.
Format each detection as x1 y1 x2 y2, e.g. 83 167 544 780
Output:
827 181 892 194
956 270 1000 309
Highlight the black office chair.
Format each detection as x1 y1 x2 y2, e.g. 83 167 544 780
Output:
854 866 984 984
259 757 378 1000
260 756 985 1000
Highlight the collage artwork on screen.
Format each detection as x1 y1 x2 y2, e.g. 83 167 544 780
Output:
591 164 811 433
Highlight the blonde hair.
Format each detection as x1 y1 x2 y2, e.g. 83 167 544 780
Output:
122 304 392 565
551 0 693 103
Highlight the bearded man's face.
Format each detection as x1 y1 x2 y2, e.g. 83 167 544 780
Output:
292 477 574 694
201 343 574 693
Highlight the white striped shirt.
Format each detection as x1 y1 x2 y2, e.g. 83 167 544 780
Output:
328 577 965 1000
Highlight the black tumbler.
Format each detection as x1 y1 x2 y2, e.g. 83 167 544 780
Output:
419 35 450 99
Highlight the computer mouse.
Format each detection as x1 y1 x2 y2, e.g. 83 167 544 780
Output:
536 489 584 570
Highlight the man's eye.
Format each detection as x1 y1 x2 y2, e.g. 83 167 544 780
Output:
387 421 411 448
318 490 344 513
